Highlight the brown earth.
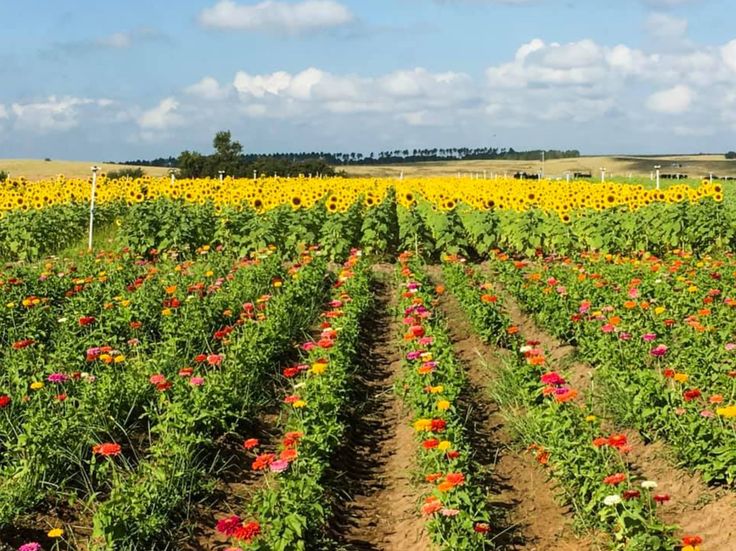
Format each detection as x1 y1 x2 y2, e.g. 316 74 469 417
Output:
329 267 431 550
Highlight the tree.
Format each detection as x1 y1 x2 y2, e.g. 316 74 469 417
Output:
726 151 736 159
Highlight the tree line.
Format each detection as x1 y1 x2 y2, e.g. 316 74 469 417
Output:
109 132 580 178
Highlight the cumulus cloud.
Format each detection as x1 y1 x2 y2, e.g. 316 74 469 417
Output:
0 104 7 119
646 85 694 113
185 77 231 100
11 97 114 133
137 98 183 130
199 0 354 33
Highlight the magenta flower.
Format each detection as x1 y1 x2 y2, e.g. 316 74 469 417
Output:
406 351 423 361
47 373 68 384
19 543 42 551
189 376 205 387
726 343 736 351
418 336 434 346
642 333 657 342
541 372 566 386
601 323 615 333
619 332 632 341
650 344 668 357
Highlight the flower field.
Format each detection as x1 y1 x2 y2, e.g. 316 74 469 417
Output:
0 174 733 551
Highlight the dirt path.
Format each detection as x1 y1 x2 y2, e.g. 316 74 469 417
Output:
490 268 736 550
426 266 592 551
329 267 431 551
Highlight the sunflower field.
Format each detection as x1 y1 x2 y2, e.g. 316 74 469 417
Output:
0 173 732 551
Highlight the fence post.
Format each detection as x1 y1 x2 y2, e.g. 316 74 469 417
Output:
88 166 99 251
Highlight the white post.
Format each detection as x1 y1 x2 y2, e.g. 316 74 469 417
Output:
483 170 487 179
600 168 606 182
88 166 99 251
566 171 571 183
254 170 258 181
541 151 545 178
400 170 404 181
710 172 713 183
169 169 175 185
655 165 661 190
218 170 225 183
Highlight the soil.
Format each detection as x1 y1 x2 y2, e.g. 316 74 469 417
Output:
328 266 432 550
426 266 594 551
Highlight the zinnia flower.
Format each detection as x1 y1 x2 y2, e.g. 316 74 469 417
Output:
603 494 622 506
18 543 42 551
216 515 242 536
233 521 261 542
92 443 122 457
269 459 289 473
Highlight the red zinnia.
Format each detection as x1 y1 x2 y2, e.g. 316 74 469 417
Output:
430 419 447 432
682 535 703 546
79 316 96 326
423 439 439 449
623 489 641 500
603 473 626 485
0 394 11 408
653 493 671 504
445 472 465 487
216 515 242 536
243 438 259 450
93 442 122 456
233 520 261 542
473 522 491 534
683 388 702 402
252 453 275 471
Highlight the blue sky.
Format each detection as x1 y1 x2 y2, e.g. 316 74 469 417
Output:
1 0 736 160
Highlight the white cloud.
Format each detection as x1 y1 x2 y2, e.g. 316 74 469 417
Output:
722 40 736 72
199 0 353 33
98 32 133 49
137 97 183 130
10 97 112 133
185 77 230 100
646 12 688 39
646 85 694 113
0 104 7 119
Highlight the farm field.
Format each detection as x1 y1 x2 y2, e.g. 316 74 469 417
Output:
3 154 736 182
0 173 733 551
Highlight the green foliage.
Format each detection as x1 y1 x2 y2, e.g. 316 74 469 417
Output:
107 167 145 180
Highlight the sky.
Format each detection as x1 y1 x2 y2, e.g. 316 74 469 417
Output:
1 0 736 160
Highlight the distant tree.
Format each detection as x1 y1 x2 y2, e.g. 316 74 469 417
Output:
726 151 736 160
107 167 145 179
0 171 7 182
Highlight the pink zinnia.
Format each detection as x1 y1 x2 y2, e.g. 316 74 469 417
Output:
149 374 166 385
440 508 460 516
269 459 290 473
601 323 615 333
650 344 668 357
642 333 657 342
19 543 42 551
726 343 736 351
190 377 205 386
47 373 68 384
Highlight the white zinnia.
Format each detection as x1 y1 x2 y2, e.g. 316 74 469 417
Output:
641 480 658 490
603 494 622 506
